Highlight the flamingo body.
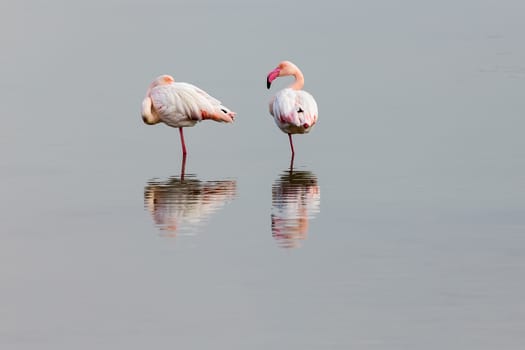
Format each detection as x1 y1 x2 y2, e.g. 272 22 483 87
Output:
142 75 235 155
266 61 318 155
271 88 318 134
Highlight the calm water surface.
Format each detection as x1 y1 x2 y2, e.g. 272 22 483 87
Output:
2 1 525 349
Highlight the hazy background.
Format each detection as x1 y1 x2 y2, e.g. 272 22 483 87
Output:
1 1 525 349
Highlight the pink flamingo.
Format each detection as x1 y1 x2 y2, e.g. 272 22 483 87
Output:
266 61 318 156
142 75 236 156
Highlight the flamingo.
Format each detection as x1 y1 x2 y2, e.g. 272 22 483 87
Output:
266 61 318 157
141 75 236 156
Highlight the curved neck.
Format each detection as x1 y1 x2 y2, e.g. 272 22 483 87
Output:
289 70 304 90
142 96 160 125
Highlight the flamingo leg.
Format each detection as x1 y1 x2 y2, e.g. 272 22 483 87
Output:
288 133 295 156
179 127 187 156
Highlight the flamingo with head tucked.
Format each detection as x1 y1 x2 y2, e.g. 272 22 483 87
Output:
266 61 318 156
142 75 236 156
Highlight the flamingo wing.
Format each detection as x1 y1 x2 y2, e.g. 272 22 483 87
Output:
272 88 318 128
150 83 234 126
188 83 236 121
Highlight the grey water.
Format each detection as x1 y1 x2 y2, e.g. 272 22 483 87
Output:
2 1 525 349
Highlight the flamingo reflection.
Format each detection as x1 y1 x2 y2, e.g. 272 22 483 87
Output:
144 166 236 236
271 166 320 248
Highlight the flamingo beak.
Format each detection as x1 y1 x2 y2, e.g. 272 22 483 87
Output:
266 68 280 89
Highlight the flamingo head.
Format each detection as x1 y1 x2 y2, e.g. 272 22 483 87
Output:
145 74 175 97
151 74 175 88
266 67 280 89
266 61 299 89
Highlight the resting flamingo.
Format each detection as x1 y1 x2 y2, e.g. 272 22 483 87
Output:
142 75 236 156
266 61 318 156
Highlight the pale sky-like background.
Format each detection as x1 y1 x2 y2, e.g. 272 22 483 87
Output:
1 1 525 349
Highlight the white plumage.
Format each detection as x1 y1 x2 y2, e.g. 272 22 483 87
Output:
266 61 319 155
148 82 234 127
141 75 236 155
271 88 318 134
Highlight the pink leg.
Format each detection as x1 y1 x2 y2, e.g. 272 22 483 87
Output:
179 127 187 156
288 133 295 155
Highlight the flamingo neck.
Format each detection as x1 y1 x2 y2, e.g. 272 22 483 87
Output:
142 96 160 125
289 69 304 90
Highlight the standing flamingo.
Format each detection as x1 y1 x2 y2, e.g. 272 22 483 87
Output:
266 61 318 157
141 75 236 156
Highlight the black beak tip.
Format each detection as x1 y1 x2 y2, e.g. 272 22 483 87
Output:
267 80 271 89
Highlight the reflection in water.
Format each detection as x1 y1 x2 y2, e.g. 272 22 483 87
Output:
271 167 320 248
144 172 236 236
